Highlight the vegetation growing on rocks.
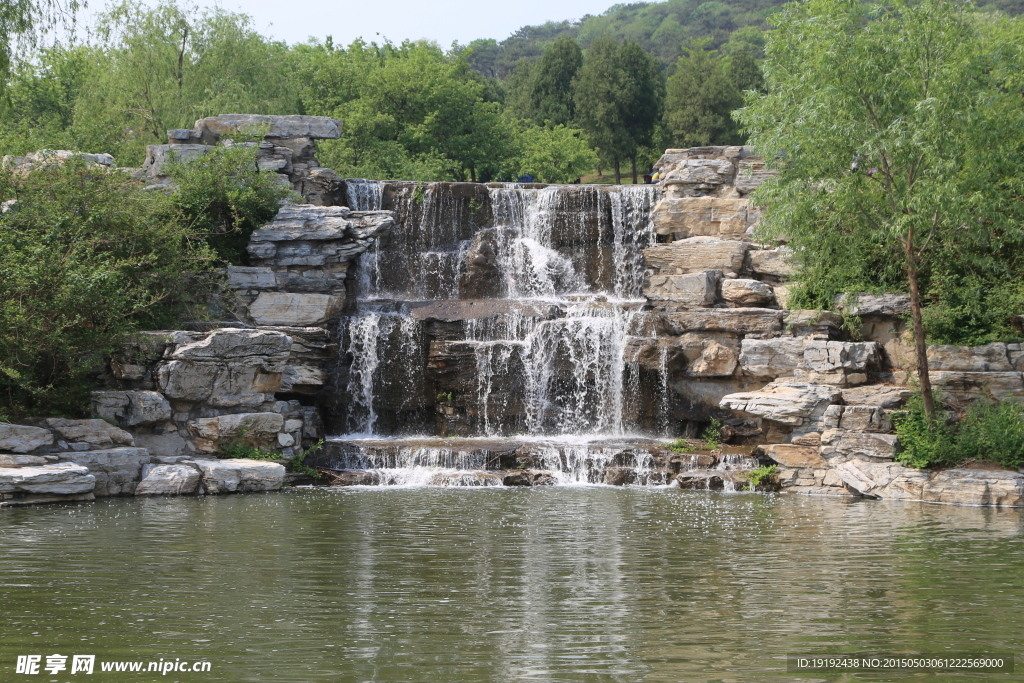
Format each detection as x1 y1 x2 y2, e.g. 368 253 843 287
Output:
0 146 287 418
737 0 1024 417
894 396 1024 470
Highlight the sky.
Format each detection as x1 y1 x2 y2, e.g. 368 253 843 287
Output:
77 0 620 46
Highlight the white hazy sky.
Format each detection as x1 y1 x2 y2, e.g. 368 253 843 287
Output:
78 0 619 46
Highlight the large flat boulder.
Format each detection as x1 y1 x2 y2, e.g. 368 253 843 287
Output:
188 412 285 453
721 278 775 307
819 429 898 462
0 462 96 495
644 271 721 306
135 463 201 495
738 337 805 379
0 424 54 453
55 447 152 496
930 371 1024 402
835 459 1024 507
643 237 749 278
763 444 827 468
651 196 755 240
193 458 286 493
927 343 1013 372
834 292 912 317
169 328 292 362
248 292 344 326
194 114 342 140
661 309 784 335
43 418 134 449
720 382 842 427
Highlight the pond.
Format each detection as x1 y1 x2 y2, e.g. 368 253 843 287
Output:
2 488 1022 682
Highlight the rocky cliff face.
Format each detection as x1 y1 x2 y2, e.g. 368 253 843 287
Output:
650 147 1024 505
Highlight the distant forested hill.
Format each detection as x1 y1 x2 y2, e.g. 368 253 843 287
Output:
466 0 1023 77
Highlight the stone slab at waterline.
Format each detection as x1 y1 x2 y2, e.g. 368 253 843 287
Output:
0 416 288 502
834 459 1024 507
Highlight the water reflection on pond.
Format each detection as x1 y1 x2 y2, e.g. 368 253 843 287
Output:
2 488 1022 682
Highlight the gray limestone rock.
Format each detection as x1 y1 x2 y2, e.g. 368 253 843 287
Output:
193 458 286 493
0 424 55 453
135 463 201 495
834 292 912 317
124 391 172 426
194 114 341 140
644 270 721 306
840 385 912 408
927 343 1013 372
55 447 152 496
661 309 784 335
721 278 775 307
748 247 794 280
819 429 898 463
738 337 805 379
643 237 750 278
720 382 842 427
188 412 285 453
248 292 344 326
168 328 292 362
42 418 134 450
132 432 189 458
930 371 1024 402
0 454 49 467
834 459 1024 507
0 462 96 495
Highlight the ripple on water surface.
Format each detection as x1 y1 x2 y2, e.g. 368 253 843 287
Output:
2 488 1023 682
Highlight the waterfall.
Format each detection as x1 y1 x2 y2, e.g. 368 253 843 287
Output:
609 185 658 300
342 310 423 436
324 179 760 488
345 178 384 211
338 181 660 440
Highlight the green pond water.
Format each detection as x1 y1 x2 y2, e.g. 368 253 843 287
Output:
1 488 1023 682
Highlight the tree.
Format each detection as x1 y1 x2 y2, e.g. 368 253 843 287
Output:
664 40 740 147
574 37 629 182
736 0 1024 420
528 36 583 127
0 0 82 97
297 39 518 181
574 37 663 183
511 121 597 183
616 40 664 183
73 1 298 165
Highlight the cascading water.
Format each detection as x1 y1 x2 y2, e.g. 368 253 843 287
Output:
326 180 736 486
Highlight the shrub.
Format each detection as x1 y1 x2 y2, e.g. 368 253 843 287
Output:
893 394 1024 470
0 144 290 418
668 438 692 453
702 418 723 449
0 157 211 417
165 144 293 264
745 464 778 490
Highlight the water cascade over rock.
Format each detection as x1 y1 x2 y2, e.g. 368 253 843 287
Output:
319 179 724 485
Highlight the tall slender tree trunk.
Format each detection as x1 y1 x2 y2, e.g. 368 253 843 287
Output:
904 231 936 420
630 155 638 184
613 157 621 185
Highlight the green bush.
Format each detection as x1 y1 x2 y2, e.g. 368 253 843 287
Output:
166 144 294 264
893 395 1024 470
0 157 210 417
0 145 289 418
702 418 723 449
668 438 692 453
745 464 779 489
